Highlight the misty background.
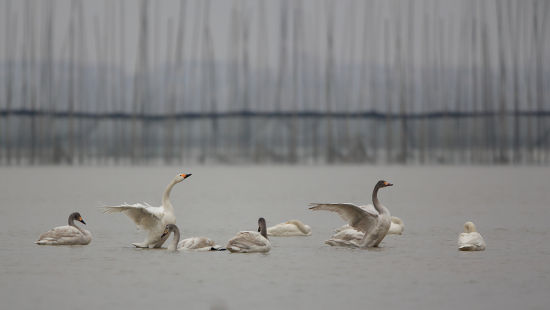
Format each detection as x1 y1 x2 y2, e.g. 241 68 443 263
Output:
0 0 549 165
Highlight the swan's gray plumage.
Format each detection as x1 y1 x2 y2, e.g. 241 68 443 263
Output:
226 218 271 253
36 212 91 245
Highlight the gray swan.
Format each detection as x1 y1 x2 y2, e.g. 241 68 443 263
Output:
36 212 91 245
226 218 271 253
310 180 393 248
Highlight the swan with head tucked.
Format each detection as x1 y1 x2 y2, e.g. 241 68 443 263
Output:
36 212 91 245
161 224 223 251
102 173 191 248
267 219 312 236
226 218 271 253
458 221 486 251
310 180 393 248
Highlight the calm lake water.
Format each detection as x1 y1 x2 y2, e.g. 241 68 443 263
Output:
1 166 549 309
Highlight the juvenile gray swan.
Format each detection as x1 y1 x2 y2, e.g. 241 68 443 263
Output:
310 180 393 248
36 212 92 245
161 224 223 251
102 173 191 248
226 218 271 253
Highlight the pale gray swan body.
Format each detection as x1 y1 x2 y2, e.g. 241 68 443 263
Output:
227 218 271 253
333 216 404 241
103 173 191 248
267 219 312 236
458 221 486 251
161 224 222 251
36 212 91 245
310 180 393 248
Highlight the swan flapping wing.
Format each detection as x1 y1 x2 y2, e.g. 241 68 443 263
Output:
309 203 378 233
102 203 163 231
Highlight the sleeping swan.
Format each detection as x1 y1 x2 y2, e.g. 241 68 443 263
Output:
36 212 91 245
102 173 191 248
310 180 393 248
161 224 223 251
226 218 271 253
458 221 486 251
267 220 312 236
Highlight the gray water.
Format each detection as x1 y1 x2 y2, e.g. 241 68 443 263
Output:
1 166 550 309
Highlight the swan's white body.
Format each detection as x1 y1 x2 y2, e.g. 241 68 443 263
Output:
310 181 393 248
162 224 221 251
458 222 486 251
333 216 403 237
36 213 91 245
178 237 218 251
226 231 271 253
267 220 312 236
103 174 189 248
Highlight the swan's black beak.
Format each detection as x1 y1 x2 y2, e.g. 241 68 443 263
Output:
79 217 86 225
383 181 393 187
181 173 192 179
258 226 261 232
161 229 169 238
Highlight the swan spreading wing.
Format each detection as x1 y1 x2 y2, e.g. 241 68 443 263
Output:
102 203 164 231
309 203 378 233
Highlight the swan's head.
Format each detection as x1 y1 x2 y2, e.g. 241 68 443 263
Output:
464 221 477 233
161 224 178 238
71 212 86 225
175 173 192 183
377 180 393 188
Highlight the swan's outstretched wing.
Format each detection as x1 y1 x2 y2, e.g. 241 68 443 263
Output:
102 203 163 231
309 203 378 233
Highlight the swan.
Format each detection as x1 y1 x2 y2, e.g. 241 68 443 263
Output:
35 212 92 245
458 221 486 251
102 173 191 248
267 219 312 236
226 218 271 253
334 216 404 235
161 224 223 251
310 180 393 248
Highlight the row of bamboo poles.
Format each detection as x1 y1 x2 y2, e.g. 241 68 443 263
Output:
0 0 549 165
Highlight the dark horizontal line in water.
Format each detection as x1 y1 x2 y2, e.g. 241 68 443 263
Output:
1 109 549 120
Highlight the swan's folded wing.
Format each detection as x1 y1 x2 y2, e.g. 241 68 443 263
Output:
102 203 163 231
309 203 378 233
37 226 82 244
227 232 267 250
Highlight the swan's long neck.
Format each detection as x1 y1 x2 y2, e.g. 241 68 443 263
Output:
68 215 75 227
162 179 177 214
260 223 268 239
168 226 181 251
372 185 389 215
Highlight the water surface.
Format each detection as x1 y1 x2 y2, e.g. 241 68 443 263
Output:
1 166 549 309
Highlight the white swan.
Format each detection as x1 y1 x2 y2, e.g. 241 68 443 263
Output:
35 212 92 245
310 180 393 248
334 216 404 235
102 173 191 248
226 218 271 253
458 221 486 251
267 219 312 236
161 224 223 251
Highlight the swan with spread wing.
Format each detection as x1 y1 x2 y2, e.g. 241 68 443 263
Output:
102 173 191 248
310 180 393 248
